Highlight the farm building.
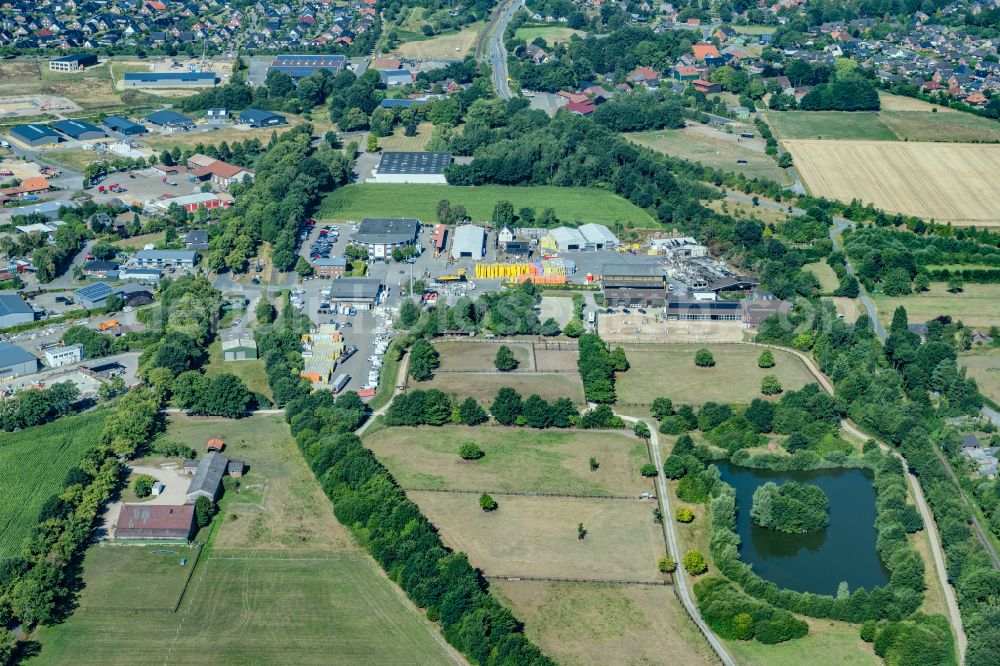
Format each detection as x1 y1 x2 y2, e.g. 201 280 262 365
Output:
44 344 83 367
145 110 195 128
0 295 35 328
186 452 229 501
51 119 106 141
221 331 258 361
103 116 148 135
124 72 218 88
152 192 234 213
207 438 225 452
351 217 420 258
266 54 347 80
313 257 347 278
578 223 618 249
741 291 791 330
49 53 98 72
372 151 451 184
239 108 286 127
0 343 39 379
379 99 424 110
130 249 198 268
9 124 63 147
115 504 195 542
602 264 667 307
451 225 486 260
324 278 383 310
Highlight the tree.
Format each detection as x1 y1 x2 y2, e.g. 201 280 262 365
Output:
490 387 523 425
651 397 673 420
640 463 658 476
676 507 694 523
947 274 965 293
663 454 689 479
761 375 783 395
683 550 707 575
408 338 440 381
133 474 155 498
659 556 677 573
255 299 276 324
589 457 599 470
634 420 651 440
458 397 488 425
459 442 484 460
399 299 421 327
577 522 587 540
695 348 716 367
479 493 498 512
295 256 313 277
494 345 519 371
562 318 584 338
609 346 629 371
366 132 378 153
491 200 514 227
778 152 793 168
194 496 217 528
757 350 775 368
522 394 551 428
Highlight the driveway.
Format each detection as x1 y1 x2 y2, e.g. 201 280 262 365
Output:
538 295 573 327
100 462 190 540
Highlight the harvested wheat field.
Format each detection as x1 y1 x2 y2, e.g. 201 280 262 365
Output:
786 140 1000 225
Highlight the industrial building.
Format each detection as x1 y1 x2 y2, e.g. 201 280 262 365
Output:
351 217 420 258
300 323 345 386
266 54 347 79
103 116 148 135
0 200 75 222
145 110 195 128
324 278 383 310
51 119 106 141
73 282 154 309
379 69 415 86
49 53 98 72
0 343 38 379
372 151 451 184
124 72 218 88
221 331 258 361
602 264 667 307
239 108 286 127
45 344 83 367
578 223 619 249
152 191 234 213
0 294 36 328
451 225 486 260
115 504 195 542
131 249 198 268
9 123 63 147
542 227 587 251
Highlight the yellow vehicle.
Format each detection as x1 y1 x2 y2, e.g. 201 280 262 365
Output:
437 268 468 282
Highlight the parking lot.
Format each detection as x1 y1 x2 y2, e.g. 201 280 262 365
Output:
85 168 203 207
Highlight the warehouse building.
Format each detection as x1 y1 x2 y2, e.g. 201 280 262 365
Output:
49 53 98 72
115 504 195 543
9 123 63 147
0 343 39 379
0 294 36 328
579 223 618 250
372 151 451 184
324 278 383 310
351 217 420 259
266 54 347 80
45 344 83 367
602 264 667 307
451 224 486 260
379 69 415 86
51 119 106 141
665 298 743 321
73 282 116 309
0 200 75 222
145 110 195 128
542 227 587 251
221 331 258 361
124 72 218 88
103 116 148 135
239 108 286 127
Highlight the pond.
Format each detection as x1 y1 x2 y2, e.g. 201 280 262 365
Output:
717 462 889 596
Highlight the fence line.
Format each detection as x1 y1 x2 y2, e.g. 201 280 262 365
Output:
433 368 578 374
485 574 671 587
406 487 655 501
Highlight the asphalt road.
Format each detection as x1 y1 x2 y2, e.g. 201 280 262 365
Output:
477 0 522 100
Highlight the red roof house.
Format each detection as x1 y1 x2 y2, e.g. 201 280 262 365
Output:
692 42 720 61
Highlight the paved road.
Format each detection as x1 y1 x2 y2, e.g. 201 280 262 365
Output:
477 0 522 100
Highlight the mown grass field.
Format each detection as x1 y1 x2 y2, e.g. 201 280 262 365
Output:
766 111 898 141
615 344 815 406
364 425 652 496
43 149 106 172
318 183 659 227
625 128 790 183
419 370 587 405
0 410 107 560
434 340 534 371
514 26 585 44
805 261 840 293
493 581 716 666
203 339 272 399
873 283 1000 329
960 350 1000 406
71 544 198 612
726 617 878 666
393 24 483 58
32 414 455 664
879 110 1000 142
377 122 433 151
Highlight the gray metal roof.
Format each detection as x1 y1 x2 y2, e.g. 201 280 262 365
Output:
326 278 383 300
74 282 114 303
51 119 106 139
0 342 37 367
354 218 419 245
549 227 587 246
134 249 198 262
376 152 451 175
451 225 486 258
602 263 663 277
10 123 61 141
0 294 34 317
145 110 194 126
186 452 229 497
578 223 618 245
240 108 285 122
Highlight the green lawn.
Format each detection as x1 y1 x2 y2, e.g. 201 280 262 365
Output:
0 411 107 560
872 283 1000 329
625 129 790 184
318 184 659 227
419 370 586 405
71 544 198 612
765 111 898 141
203 339 271 398
365 425 651 496
514 26 585 44
805 261 841 293
615 344 816 406
878 110 1000 143
727 618 877 666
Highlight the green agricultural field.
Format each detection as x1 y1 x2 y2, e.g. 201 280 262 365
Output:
805 261 841 293
365 425 652 496
318 183 659 227
72 544 198 613
878 110 1000 143
203 339 271 399
514 26 585 44
625 128 790 183
765 111 897 141
0 410 107 560
32 414 456 664
960 350 1000 406
615 344 816 406
872 283 1000 329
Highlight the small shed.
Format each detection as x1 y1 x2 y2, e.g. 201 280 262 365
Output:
227 459 246 478
207 438 225 452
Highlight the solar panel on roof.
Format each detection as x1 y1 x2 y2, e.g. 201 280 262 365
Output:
76 283 113 300
376 152 452 175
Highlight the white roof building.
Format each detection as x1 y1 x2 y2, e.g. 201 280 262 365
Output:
578 223 618 249
548 227 587 251
451 225 486 260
